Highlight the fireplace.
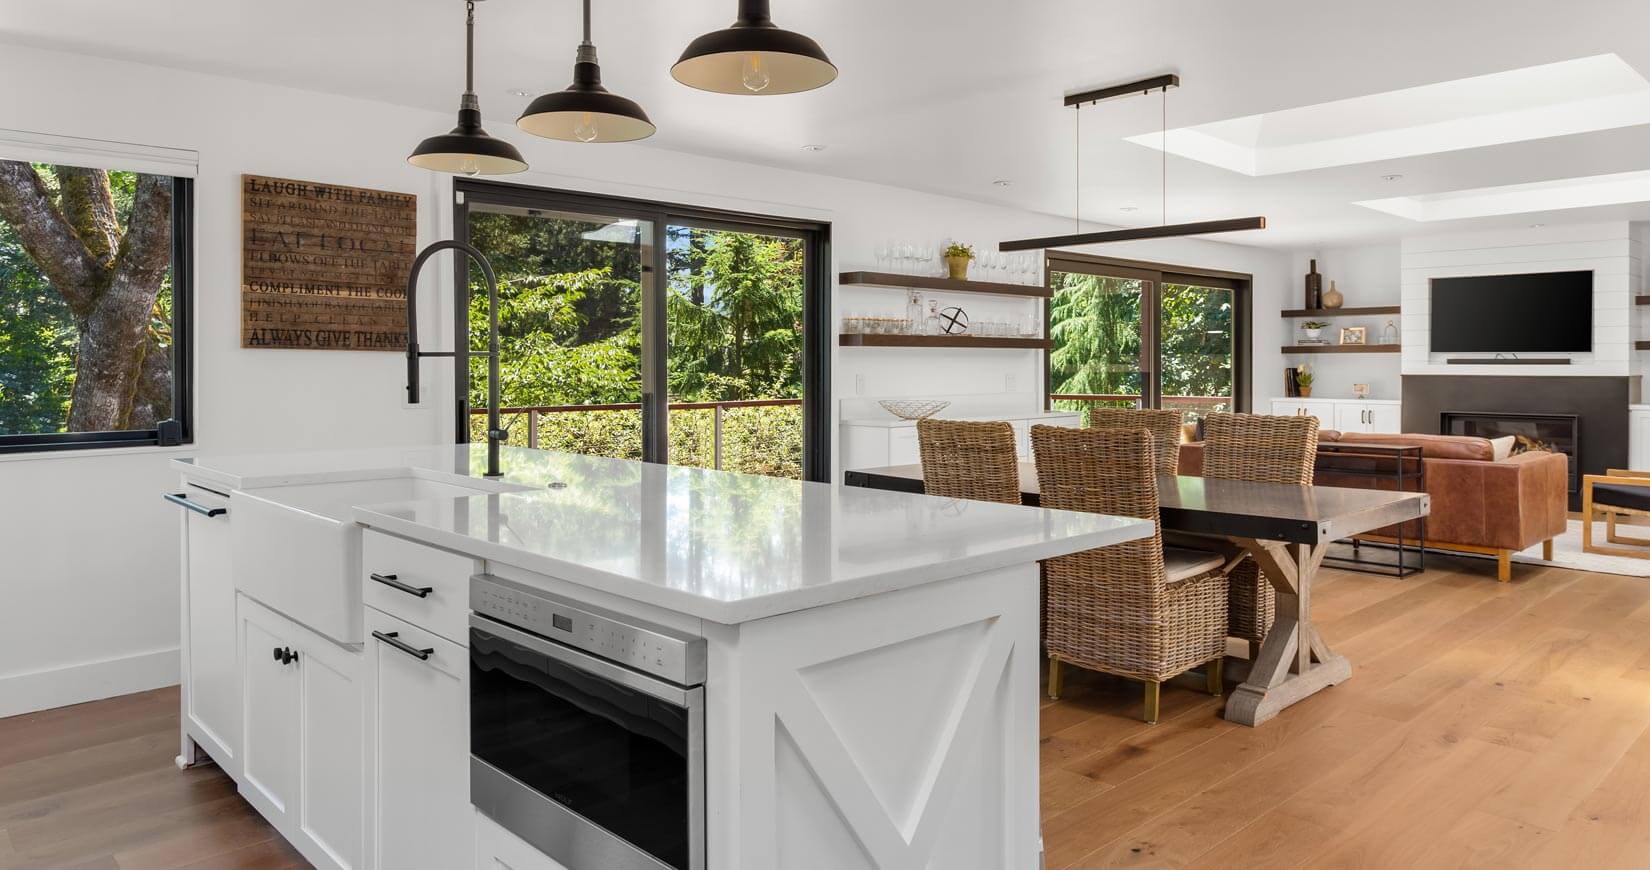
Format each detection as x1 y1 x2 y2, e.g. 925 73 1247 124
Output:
1440 411 1579 493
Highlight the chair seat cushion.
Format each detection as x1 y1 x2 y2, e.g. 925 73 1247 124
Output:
1594 482 1650 513
1164 545 1225 584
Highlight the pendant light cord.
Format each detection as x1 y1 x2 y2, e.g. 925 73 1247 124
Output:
1161 85 1167 227
464 0 476 95
1074 104 1081 233
583 0 592 45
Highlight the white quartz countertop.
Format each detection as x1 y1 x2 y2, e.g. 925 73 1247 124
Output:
841 409 1081 429
176 445 1150 624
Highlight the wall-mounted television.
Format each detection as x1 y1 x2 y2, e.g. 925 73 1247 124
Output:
1429 270 1592 354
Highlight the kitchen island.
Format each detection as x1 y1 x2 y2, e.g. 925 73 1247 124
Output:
169 444 1149 870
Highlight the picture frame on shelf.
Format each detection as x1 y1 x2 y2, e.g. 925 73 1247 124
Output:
1339 326 1367 346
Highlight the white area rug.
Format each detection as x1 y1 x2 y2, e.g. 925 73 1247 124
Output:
1508 519 1650 577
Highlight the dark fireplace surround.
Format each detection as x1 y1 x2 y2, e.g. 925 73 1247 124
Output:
1403 375 1634 510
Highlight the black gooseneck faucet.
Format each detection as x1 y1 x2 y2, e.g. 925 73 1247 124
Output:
405 240 505 478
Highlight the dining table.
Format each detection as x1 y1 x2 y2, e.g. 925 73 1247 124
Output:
843 462 1431 726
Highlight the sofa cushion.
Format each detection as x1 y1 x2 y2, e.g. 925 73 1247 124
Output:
1593 483 1650 513
1329 432 1494 461
1488 435 1515 462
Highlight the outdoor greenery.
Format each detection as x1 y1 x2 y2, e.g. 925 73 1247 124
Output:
464 212 803 478
1047 270 1234 424
0 163 174 436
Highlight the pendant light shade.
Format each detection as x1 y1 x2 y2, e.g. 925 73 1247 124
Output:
517 0 654 143
409 0 527 174
672 0 836 96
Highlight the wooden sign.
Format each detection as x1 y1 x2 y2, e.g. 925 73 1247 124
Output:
241 174 416 351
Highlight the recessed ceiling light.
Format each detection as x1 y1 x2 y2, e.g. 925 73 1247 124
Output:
507 88 532 97
1530 223 1545 228
801 144 826 152
993 179 1012 187
1119 206 1139 212
1382 174 1404 182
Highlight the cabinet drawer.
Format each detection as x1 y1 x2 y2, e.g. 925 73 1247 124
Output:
362 531 479 646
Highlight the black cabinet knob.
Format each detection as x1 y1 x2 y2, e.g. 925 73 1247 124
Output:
273 646 283 662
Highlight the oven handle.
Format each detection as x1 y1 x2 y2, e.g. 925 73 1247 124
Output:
469 613 697 706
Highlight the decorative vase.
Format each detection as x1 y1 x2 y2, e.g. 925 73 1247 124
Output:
1304 259 1323 309
1322 280 1344 309
945 255 971 280
1380 319 1399 345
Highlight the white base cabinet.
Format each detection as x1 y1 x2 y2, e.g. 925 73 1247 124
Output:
365 607 471 870
1631 408 1650 470
475 809 570 870
840 412 1081 469
174 481 239 776
237 594 365 870
1270 398 1401 434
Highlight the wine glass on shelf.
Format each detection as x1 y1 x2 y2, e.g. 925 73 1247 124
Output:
874 240 891 272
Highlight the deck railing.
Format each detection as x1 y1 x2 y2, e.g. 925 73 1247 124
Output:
1050 393 1233 423
470 398 801 471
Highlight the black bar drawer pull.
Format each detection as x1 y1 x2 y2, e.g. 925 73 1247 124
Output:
373 630 434 661
370 573 433 598
164 492 227 518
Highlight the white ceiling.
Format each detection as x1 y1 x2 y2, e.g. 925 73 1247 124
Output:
5 0 1650 249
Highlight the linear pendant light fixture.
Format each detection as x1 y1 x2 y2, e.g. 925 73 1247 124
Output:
672 0 836 95
999 75 1264 252
518 0 655 142
409 0 528 175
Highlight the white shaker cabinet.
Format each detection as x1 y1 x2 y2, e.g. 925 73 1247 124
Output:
237 594 365 870
1631 408 1650 469
1269 398 1339 427
1333 401 1402 435
840 411 1081 469
364 607 471 870
172 482 239 776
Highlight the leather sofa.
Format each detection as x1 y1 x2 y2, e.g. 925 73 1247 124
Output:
1180 431 1568 582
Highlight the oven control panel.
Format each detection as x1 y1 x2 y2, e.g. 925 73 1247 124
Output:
471 573 707 687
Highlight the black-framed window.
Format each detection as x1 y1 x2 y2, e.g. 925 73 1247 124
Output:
0 160 193 453
451 180 831 482
1044 252 1250 422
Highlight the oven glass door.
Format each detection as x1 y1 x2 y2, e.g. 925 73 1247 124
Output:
471 624 693 870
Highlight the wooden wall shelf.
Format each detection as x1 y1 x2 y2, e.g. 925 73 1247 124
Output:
1636 340 1650 350
839 271 1051 299
1282 344 1400 354
840 334 1050 349
1281 305 1401 318
1635 296 1650 306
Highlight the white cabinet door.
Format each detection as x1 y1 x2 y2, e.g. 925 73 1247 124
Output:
1334 403 1370 434
1366 403 1402 434
239 596 301 829
1270 398 1335 427
1009 420 1031 459
298 622 365 870
366 609 470 870
178 483 239 774
1632 411 1650 470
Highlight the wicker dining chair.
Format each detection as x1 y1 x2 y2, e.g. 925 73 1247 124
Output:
1200 412 1319 656
1032 425 1228 724
915 419 1023 504
1085 407 1186 475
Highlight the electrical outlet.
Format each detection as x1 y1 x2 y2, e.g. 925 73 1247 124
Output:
855 374 865 395
1006 373 1017 392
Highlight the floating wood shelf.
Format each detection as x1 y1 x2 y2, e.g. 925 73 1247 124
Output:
1282 344 1401 354
1636 296 1650 306
839 334 1050 349
1281 305 1401 317
1636 340 1650 350
839 271 1051 299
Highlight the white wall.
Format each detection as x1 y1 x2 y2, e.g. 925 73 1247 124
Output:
0 42 1290 714
1281 245 1403 400
1401 222 1640 378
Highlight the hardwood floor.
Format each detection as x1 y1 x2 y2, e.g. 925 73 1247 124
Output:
0 688 304 870
5 553 1650 868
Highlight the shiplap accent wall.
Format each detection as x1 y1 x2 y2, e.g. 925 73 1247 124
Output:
1400 222 1642 377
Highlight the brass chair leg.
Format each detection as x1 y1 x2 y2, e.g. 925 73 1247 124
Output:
1143 681 1161 724
1205 657 1224 696
1046 657 1064 700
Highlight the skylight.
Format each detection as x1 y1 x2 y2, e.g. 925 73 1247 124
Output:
1354 169 1650 221
1126 54 1650 176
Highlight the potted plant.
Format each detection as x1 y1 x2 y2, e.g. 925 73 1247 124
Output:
1301 320 1330 342
943 242 974 280
1295 364 1314 398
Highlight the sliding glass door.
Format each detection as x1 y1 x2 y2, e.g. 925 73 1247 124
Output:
1047 254 1247 423
454 181 829 481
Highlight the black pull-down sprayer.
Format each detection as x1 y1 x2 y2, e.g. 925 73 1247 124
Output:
405 240 506 479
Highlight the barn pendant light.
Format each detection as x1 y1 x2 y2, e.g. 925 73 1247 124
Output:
1000 75 1265 251
671 0 836 96
517 0 655 143
409 0 528 175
